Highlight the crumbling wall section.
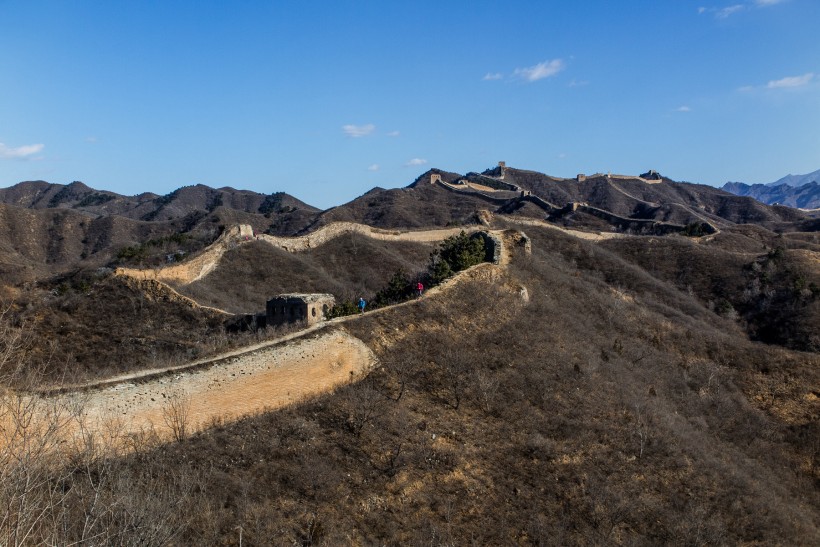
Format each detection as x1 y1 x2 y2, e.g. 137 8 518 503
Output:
471 231 503 265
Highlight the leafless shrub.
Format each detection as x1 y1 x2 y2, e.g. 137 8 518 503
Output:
631 402 651 459
339 378 384 437
162 389 192 442
473 370 499 413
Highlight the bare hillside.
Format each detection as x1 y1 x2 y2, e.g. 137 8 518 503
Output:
37 222 816 545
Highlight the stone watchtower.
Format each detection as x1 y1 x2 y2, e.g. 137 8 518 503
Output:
266 294 335 327
498 161 507 179
430 173 442 184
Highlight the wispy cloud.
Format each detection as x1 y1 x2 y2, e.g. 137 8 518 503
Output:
386 130 400 137
84 136 97 143
0 142 44 159
568 79 589 87
701 0 786 18
738 72 813 92
483 72 503 81
716 4 744 18
676 105 692 112
367 164 379 172
342 124 375 138
513 59 564 82
767 73 813 88
405 158 428 167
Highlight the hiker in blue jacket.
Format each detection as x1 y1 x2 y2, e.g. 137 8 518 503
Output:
358 297 366 313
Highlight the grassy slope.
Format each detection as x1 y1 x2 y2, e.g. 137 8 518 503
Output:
92 226 819 545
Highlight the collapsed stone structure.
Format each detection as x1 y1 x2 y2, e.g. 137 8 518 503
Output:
266 293 335 327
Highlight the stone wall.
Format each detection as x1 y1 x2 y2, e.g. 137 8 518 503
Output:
266 294 335 327
436 181 519 204
471 231 503 265
577 173 663 184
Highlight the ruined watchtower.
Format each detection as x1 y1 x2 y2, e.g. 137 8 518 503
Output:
266 294 335 327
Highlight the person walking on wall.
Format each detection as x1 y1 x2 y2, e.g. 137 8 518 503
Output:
416 282 424 297
358 297 366 314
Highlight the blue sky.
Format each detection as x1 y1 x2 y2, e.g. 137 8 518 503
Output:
1 0 818 208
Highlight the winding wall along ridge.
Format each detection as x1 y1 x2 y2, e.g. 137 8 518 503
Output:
24 229 530 446
117 223 477 286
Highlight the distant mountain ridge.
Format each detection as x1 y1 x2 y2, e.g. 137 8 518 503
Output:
0 180 319 221
0 166 813 286
767 169 820 188
722 169 820 209
0 181 321 284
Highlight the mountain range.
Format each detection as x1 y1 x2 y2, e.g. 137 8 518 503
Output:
0 165 811 283
0 164 818 544
722 168 820 209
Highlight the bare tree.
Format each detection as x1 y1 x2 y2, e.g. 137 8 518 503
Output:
474 370 499 414
162 389 192 442
341 379 384 437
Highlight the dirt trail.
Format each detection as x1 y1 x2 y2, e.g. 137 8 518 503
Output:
58 329 374 442
502 216 628 241
606 179 661 208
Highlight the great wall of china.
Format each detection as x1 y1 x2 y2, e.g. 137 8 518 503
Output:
116 222 477 285
24 227 530 447
48 169 726 447
428 165 718 236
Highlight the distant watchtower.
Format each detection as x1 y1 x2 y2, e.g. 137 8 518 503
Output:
498 161 507 179
430 173 442 184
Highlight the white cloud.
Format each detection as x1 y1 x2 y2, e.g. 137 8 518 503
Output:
0 142 44 159
568 79 589 87
386 130 400 137
716 4 744 18
513 59 564 82
405 158 428 167
767 73 813 88
342 123 375 138
483 72 503 81
702 1 784 18
367 164 379 171
676 105 692 112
